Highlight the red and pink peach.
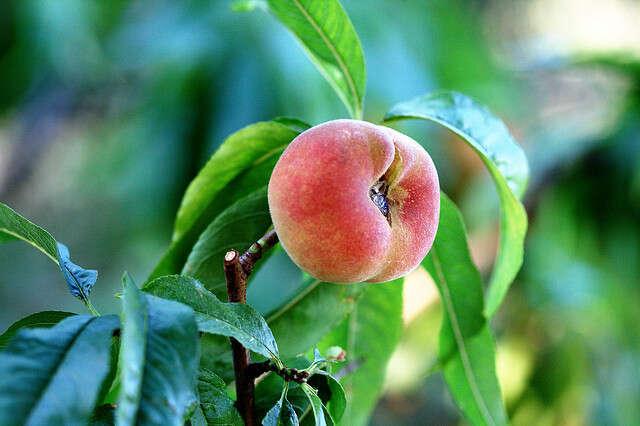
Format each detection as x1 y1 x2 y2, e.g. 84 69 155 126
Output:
268 119 439 283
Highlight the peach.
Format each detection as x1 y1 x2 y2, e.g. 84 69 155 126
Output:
267 119 440 283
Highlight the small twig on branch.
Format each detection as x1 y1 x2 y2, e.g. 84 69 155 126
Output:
224 229 279 426
248 360 311 384
239 228 279 276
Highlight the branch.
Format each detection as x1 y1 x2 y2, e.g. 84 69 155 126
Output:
224 229 279 426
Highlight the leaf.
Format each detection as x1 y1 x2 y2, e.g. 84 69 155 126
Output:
173 121 299 243
267 280 365 358
309 372 346 424
422 194 507 425
272 117 312 134
0 202 58 261
148 120 302 282
197 368 243 425
264 0 366 119
301 383 333 426
181 188 272 299
383 91 529 317
262 383 299 426
57 242 98 304
317 280 404 426
144 275 279 360
231 0 268 12
0 315 120 425
1 202 100 311
0 310 75 350
90 405 116 426
116 273 200 426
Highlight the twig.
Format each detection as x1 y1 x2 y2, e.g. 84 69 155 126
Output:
239 228 279 276
224 229 279 426
248 360 311 384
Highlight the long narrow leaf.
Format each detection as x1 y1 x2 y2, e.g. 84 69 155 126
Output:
265 0 366 119
422 194 507 425
148 121 303 282
384 91 528 317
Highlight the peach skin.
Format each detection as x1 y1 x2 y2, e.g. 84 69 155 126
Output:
268 119 440 283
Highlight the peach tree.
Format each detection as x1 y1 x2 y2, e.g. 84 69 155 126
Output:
0 1 528 425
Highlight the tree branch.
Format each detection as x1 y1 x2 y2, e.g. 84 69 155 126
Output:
224 229 279 426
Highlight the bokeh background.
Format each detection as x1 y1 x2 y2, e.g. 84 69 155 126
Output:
1 0 639 424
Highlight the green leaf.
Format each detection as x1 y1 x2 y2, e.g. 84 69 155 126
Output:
1 202 100 312
144 275 279 360
197 368 243 425
262 383 299 426
267 280 365 358
0 315 120 425
0 202 58 262
231 0 267 12
173 121 299 243
264 0 366 119
305 372 346 424
318 373 346 423
272 117 313 134
181 188 272 299
383 91 529 317
301 383 333 426
90 405 116 426
422 194 507 425
318 280 404 426
116 273 200 425
0 310 75 350
148 120 301 282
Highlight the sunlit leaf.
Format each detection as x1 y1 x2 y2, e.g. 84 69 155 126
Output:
148 120 303 282
0 202 58 261
422 194 507 425
384 91 528 317
181 188 272 299
264 0 366 119
0 315 119 425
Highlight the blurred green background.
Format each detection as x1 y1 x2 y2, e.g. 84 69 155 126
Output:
1 0 639 424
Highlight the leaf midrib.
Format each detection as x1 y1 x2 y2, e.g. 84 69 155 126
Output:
25 317 95 424
431 250 495 426
266 279 321 323
0 228 58 263
195 310 277 359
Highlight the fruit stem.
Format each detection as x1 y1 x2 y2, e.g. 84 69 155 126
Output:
224 228 279 426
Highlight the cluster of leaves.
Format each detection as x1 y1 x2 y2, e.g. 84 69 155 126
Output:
0 0 529 425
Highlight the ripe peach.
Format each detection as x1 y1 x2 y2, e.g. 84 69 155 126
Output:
267 119 439 283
